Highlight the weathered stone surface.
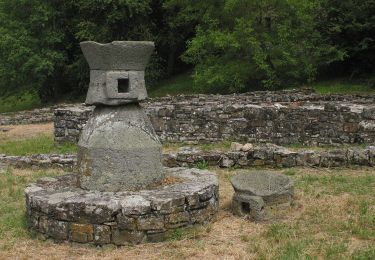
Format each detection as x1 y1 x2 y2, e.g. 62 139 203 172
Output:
80 41 154 105
85 70 147 106
54 91 375 145
230 171 293 220
25 167 219 245
232 193 264 220
80 41 154 71
78 104 164 191
94 225 111 244
112 230 145 245
3 144 374 170
70 223 94 243
0 106 54 126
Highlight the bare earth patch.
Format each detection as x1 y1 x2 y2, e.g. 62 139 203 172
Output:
0 123 53 142
0 167 374 259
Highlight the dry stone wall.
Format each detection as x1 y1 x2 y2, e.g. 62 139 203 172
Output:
54 90 375 146
0 107 55 125
25 168 219 245
2 144 374 169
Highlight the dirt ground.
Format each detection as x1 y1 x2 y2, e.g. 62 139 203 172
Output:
0 123 53 142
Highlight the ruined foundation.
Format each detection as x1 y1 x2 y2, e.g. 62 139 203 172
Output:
25 168 218 245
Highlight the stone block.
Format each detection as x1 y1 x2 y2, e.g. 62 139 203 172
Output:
117 214 137 230
112 230 145 245
70 223 94 243
190 206 214 224
137 215 165 231
165 211 190 225
94 225 111 244
232 193 265 221
146 231 166 243
47 219 69 241
343 122 358 133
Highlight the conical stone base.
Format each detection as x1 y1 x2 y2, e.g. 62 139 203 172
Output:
78 104 164 191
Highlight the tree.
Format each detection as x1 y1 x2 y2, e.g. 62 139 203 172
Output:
316 0 375 77
0 0 66 100
182 0 342 93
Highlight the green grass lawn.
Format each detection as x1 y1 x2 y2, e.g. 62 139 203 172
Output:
0 90 41 114
310 79 375 95
0 135 77 156
148 72 196 97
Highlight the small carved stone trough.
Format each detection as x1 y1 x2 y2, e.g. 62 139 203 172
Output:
230 171 294 220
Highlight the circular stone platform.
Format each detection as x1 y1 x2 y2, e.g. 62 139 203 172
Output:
230 171 293 220
25 167 219 245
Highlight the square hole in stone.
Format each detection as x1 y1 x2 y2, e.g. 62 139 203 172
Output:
117 78 129 93
241 202 251 214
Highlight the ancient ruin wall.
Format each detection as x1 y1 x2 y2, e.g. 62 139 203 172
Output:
0 107 55 125
54 90 375 145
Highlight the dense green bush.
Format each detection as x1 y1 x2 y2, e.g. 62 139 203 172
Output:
182 0 343 93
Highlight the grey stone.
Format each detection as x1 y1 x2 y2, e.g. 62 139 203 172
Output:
47 219 69 241
25 168 219 245
55 91 375 145
112 230 145 245
231 171 293 200
78 105 164 191
94 225 111 244
220 155 234 168
232 193 264 220
84 70 147 106
80 41 154 106
230 171 293 219
230 142 243 151
80 41 154 71
241 143 253 152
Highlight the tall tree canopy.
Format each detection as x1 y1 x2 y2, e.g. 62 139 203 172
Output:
182 0 344 93
0 0 373 101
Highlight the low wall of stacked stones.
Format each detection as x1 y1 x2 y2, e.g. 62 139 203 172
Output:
2 144 374 169
0 107 55 125
54 90 375 145
25 168 219 245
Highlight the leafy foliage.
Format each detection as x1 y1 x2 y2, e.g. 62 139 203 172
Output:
182 0 343 93
316 0 375 77
0 0 373 101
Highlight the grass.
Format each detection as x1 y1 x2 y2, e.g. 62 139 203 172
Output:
148 72 196 97
309 79 375 95
0 90 41 113
0 168 62 250
0 135 77 156
0 166 374 259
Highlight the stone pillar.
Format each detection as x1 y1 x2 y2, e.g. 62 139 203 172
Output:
78 41 164 192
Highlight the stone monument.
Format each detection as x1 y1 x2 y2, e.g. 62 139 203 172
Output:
25 41 219 245
78 41 163 191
